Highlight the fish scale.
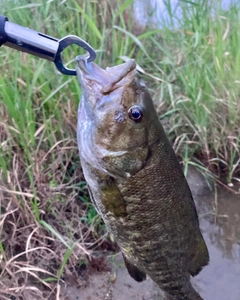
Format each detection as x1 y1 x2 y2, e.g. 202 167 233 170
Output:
76 55 209 300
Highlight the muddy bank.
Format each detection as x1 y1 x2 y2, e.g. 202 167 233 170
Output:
61 167 240 300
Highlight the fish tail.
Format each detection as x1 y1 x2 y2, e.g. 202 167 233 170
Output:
154 278 203 300
170 286 203 300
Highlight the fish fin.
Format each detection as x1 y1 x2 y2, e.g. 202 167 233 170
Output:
189 235 209 276
122 253 146 282
100 176 127 217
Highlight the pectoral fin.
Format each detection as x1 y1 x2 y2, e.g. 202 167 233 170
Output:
122 253 146 282
100 176 127 218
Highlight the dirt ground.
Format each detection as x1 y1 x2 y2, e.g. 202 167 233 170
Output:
61 253 159 300
60 168 240 300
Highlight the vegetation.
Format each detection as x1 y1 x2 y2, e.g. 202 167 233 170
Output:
0 0 239 298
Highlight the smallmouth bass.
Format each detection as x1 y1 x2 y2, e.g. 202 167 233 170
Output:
76 56 209 300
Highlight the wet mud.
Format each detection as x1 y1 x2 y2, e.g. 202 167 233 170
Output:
61 167 240 300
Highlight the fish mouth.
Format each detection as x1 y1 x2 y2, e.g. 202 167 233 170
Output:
75 55 136 94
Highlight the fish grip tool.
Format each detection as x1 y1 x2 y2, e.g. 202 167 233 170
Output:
0 14 96 76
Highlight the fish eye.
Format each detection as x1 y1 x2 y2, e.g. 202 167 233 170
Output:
128 106 143 123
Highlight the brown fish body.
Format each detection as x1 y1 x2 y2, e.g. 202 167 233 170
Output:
76 56 209 300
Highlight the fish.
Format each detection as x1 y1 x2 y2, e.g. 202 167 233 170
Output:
76 55 209 300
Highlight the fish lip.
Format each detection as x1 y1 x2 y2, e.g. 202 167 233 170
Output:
75 55 137 94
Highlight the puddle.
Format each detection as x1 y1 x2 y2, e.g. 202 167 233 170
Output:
61 167 240 300
188 170 240 300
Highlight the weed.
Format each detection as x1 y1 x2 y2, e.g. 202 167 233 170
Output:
151 0 240 184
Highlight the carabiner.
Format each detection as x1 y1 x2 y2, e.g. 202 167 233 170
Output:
54 35 96 76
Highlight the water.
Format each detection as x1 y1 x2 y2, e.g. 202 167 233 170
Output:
193 192 240 299
133 0 239 28
187 169 240 300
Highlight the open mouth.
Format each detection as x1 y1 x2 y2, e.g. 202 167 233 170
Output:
75 55 136 94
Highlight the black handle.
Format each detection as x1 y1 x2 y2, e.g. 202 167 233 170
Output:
0 15 8 46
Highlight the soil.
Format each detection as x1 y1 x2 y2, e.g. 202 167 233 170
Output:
60 167 240 300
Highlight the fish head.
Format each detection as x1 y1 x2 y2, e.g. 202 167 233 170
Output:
76 56 161 177
76 56 160 150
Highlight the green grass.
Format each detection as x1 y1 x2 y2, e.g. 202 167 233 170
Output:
143 0 240 185
0 0 239 298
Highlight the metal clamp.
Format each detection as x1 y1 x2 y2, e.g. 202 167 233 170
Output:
54 35 96 76
0 14 96 76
